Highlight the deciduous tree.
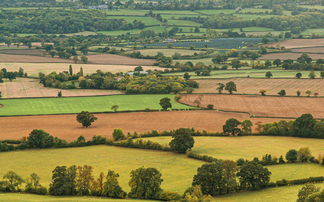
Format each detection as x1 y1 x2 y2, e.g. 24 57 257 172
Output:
223 118 241 136
169 128 195 153
225 81 237 94
49 165 77 195
27 129 54 149
76 111 98 127
112 128 125 141
103 170 126 198
159 97 172 111
76 165 94 195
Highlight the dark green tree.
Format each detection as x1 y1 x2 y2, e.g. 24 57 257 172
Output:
128 167 163 199
27 129 54 149
292 113 317 138
169 128 195 153
216 83 225 94
134 66 143 72
296 72 302 78
7 72 16 81
225 81 237 94
223 118 241 136
49 165 77 195
286 149 298 162
273 59 282 67
278 90 286 96
192 162 226 196
237 161 271 190
159 97 172 111
297 184 320 202
103 170 126 198
265 71 273 78
76 111 98 127
69 65 73 76
183 72 190 80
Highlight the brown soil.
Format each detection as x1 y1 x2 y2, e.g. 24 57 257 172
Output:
264 39 324 49
180 94 324 119
195 78 324 96
259 53 324 60
291 47 324 53
0 78 122 98
0 111 284 141
81 54 156 66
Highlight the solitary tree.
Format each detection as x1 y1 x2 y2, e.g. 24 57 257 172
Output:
278 90 286 96
306 90 312 97
260 89 266 96
128 167 163 199
223 118 241 136
297 147 312 162
159 97 172 111
265 71 273 78
111 105 119 112
192 162 226 196
225 81 237 94
81 56 88 64
296 72 302 79
183 72 190 80
76 111 98 127
169 128 195 153
309 71 316 79
73 56 78 63
297 91 301 97
216 83 225 94
134 66 143 72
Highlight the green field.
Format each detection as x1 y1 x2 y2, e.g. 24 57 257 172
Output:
108 16 161 26
167 19 202 27
217 183 324 202
97 26 165 36
196 9 237 15
0 145 204 193
298 5 324 10
139 136 324 161
233 13 273 20
0 193 159 202
104 9 148 16
301 28 324 36
165 68 323 79
129 48 205 57
0 94 194 116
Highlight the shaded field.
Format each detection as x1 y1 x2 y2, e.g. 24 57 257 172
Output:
259 53 324 60
0 49 44 55
0 111 283 142
265 39 324 49
139 136 324 162
0 94 191 116
180 94 324 118
0 63 160 77
0 78 121 98
0 193 158 202
128 48 204 57
291 47 324 53
194 78 324 96
0 145 204 193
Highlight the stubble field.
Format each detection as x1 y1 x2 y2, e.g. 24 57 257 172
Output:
194 78 324 96
0 78 121 98
0 110 283 141
180 94 324 118
265 39 324 49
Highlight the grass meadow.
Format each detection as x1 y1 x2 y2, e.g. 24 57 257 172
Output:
0 94 194 116
130 48 205 56
0 145 204 193
196 9 236 15
301 28 324 36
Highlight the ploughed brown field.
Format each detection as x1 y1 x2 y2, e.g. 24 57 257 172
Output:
291 47 324 53
264 39 324 49
259 53 324 60
0 111 284 141
180 94 324 118
0 53 156 65
0 78 121 98
195 78 324 96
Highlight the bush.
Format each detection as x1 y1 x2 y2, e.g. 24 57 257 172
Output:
159 191 181 201
35 187 48 195
207 104 214 110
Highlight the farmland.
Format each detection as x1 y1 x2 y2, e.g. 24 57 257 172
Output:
0 78 121 98
194 78 324 95
0 145 204 193
291 47 324 53
127 48 205 57
265 38 324 49
259 53 324 60
0 94 193 116
0 111 283 142
180 94 324 118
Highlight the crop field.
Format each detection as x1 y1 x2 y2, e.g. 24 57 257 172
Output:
265 39 324 49
98 26 165 36
153 10 200 15
0 54 73 63
108 16 161 26
259 53 324 60
166 26 207 33
0 94 192 116
128 48 205 57
146 38 270 49
0 111 283 142
104 9 148 15
0 78 121 98
0 49 44 55
0 63 160 77
180 94 324 118
196 9 236 15
233 14 273 20
78 54 156 65
291 47 324 53
298 5 324 10
139 136 324 162
166 19 202 26
194 77 324 95
0 145 204 193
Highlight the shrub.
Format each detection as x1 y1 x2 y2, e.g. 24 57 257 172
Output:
297 147 312 162
207 104 214 110
35 187 48 195
260 89 266 96
159 191 181 201
297 91 301 97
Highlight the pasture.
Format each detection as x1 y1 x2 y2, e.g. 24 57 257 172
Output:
196 9 236 15
259 53 324 60
108 16 161 26
139 136 324 162
0 78 121 98
0 94 192 116
128 48 205 57
97 26 165 36
265 38 324 49
0 111 283 142
0 145 204 193
0 63 160 77
194 77 324 95
180 94 324 118
301 28 324 36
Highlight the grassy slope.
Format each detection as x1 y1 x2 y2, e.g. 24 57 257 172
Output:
302 28 324 36
0 145 203 193
0 94 194 116
138 136 324 162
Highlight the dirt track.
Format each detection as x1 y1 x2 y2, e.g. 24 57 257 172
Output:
180 94 324 119
0 111 283 141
